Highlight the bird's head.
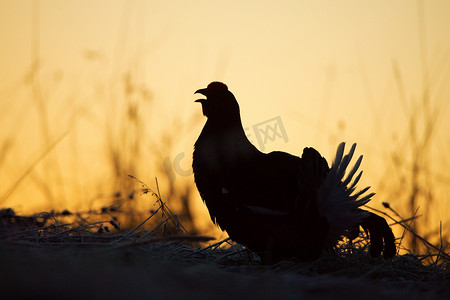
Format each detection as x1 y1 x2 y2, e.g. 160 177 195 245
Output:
195 82 240 121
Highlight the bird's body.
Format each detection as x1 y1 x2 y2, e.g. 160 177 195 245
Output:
193 82 395 263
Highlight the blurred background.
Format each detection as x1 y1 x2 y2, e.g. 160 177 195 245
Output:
1 0 449 253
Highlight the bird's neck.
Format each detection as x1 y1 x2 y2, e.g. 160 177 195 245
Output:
204 113 248 140
207 113 244 132
196 114 259 156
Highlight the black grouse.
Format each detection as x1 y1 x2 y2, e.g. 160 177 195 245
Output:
193 81 396 263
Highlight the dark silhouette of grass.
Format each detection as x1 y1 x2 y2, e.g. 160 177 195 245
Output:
351 1 450 257
0 178 208 245
0 183 449 298
384 35 449 255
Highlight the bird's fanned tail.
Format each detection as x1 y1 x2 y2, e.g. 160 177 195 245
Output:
317 142 396 258
317 142 374 243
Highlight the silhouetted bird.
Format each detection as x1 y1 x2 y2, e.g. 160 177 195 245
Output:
193 82 395 263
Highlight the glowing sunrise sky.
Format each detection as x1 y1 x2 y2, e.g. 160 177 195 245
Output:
0 1 449 231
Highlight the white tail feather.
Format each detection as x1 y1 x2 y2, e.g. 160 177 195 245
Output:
317 142 373 244
348 170 362 191
342 155 362 186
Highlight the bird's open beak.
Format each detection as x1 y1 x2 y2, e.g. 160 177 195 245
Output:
194 88 208 103
194 88 208 96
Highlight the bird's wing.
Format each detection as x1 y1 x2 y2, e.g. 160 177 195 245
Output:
219 149 331 260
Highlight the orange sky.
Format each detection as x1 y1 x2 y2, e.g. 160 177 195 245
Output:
0 1 449 233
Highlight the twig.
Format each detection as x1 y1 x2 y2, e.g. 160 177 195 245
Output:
110 206 161 244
